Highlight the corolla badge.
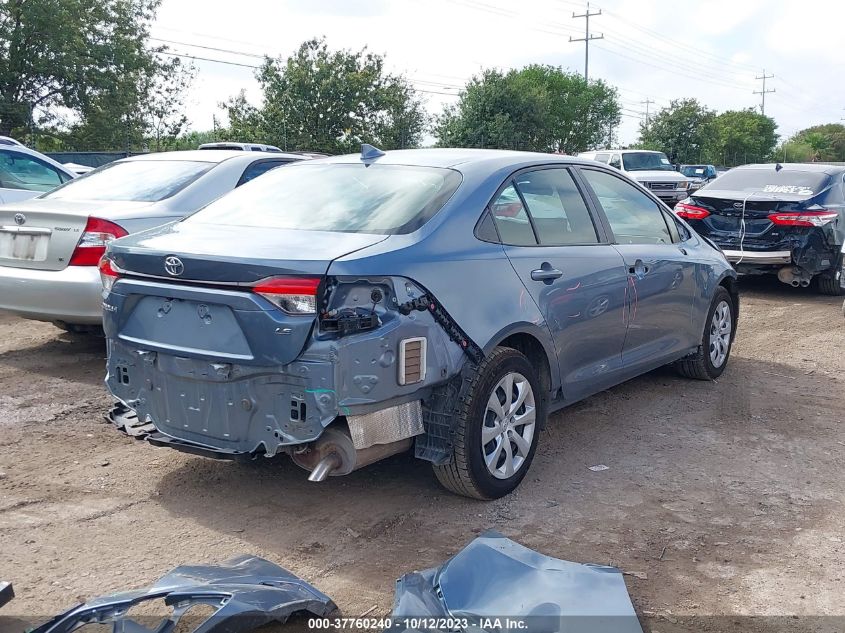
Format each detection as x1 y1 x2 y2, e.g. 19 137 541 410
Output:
13 213 25 225
164 255 184 276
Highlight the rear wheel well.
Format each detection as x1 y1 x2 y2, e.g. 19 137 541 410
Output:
718 276 740 335
497 333 552 396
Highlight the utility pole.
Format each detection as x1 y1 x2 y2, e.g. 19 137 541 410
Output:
641 98 654 126
570 2 603 82
753 70 775 115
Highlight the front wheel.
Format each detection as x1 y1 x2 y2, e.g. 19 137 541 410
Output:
675 286 735 380
433 347 545 500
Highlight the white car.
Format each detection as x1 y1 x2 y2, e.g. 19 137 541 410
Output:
578 149 690 206
0 150 306 331
0 144 76 204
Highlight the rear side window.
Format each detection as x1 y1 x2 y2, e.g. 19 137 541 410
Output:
489 183 536 246
581 169 673 245
0 150 67 192
709 168 829 197
513 169 598 245
187 163 462 235
238 160 291 186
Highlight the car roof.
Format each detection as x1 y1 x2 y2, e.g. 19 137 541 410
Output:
119 150 304 164
311 148 595 170
735 163 845 175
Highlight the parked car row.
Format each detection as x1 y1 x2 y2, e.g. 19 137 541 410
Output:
4 139 839 498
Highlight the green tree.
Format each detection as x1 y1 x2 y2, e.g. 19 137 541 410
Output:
636 99 715 164
780 123 845 162
223 38 426 153
434 65 620 153
709 109 778 165
0 0 192 149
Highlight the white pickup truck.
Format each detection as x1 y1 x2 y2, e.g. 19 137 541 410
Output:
578 149 690 206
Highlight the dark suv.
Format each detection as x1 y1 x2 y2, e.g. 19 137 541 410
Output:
675 163 845 295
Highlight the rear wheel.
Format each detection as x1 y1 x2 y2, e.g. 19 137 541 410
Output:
816 258 844 296
433 347 544 500
675 286 734 380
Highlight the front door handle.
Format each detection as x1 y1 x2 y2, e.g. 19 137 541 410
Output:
531 265 563 282
628 259 650 276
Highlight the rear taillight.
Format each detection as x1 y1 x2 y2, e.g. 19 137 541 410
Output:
69 217 128 266
253 277 320 314
767 210 839 227
98 256 121 292
674 201 710 220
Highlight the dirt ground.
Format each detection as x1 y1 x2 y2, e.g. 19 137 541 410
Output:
1 275 844 632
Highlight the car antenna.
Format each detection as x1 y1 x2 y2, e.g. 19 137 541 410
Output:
360 143 385 163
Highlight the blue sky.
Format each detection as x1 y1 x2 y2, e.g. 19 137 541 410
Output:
152 0 845 147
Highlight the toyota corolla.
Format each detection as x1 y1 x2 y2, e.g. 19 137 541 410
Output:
102 147 738 499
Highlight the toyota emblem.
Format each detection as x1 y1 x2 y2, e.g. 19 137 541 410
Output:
13 213 25 226
164 256 184 276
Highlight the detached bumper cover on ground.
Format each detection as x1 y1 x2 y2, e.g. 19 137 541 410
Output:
392 532 643 633
31 555 336 633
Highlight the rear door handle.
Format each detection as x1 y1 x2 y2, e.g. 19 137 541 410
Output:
531 267 563 282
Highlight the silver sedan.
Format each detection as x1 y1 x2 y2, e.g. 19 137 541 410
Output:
0 150 304 330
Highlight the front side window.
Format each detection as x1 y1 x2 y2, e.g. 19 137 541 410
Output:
581 169 673 245
0 150 65 192
187 163 462 235
513 169 598 245
609 154 622 169
44 160 213 202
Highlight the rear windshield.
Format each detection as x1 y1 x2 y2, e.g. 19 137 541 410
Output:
622 152 674 171
43 160 213 202
185 163 462 234
707 169 830 197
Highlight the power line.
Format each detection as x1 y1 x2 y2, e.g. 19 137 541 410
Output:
156 49 260 69
569 1 603 81
150 37 267 60
753 70 775 115
154 50 461 97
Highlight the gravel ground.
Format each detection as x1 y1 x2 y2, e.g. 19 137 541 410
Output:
0 275 843 632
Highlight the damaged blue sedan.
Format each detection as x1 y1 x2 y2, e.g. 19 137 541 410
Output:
101 147 738 499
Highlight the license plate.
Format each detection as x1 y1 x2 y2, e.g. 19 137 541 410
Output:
0 227 50 261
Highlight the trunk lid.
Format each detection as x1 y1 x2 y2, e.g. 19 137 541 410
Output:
109 221 388 281
105 222 389 365
690 190 807 244
0 198 149 271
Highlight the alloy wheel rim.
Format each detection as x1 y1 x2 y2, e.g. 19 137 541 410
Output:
481 371 536 480
709 300 732 368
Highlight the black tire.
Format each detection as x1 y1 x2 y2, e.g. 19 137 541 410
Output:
675 286 735 381
433 347 545 500
816 260 844 296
